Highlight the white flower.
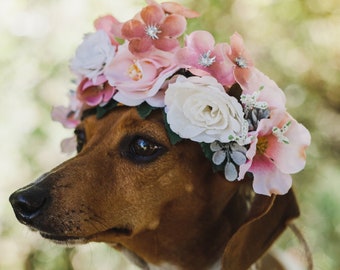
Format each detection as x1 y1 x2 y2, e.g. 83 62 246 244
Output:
70 30 115 81
164 75 245 143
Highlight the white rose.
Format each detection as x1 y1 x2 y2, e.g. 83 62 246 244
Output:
70 30 115 81
164 75 245 143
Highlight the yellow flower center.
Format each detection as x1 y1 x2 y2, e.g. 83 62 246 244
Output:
128 61 143 81
256 136 268 155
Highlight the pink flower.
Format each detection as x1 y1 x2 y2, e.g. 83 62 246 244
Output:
60 136 77 154
51 91 82 129
240 68 286 111
104 42 178 106
239 110 311 196
176 31 235 87
227 32 254 87
155 0 200 18
77 75 116 106
121 2 187 54
94 15 123 46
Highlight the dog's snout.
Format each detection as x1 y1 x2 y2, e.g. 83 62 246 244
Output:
9 184 50 225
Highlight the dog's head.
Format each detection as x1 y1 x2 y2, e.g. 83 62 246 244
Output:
10 106 300 270
9 1 311 269
10 107 225 241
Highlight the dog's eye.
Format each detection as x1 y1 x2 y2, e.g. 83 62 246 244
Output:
74 128 86 153
124 136 165 163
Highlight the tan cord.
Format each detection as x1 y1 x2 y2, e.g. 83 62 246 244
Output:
288 223 313 270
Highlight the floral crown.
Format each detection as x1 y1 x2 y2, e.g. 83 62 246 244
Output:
52 0 311 196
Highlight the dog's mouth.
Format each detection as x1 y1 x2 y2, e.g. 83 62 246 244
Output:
101 227 133 236
39 226 133 244
40 232 86 245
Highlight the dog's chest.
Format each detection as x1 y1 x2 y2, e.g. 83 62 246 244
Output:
148 261 221 270
146 258 222 270
147 263 181 270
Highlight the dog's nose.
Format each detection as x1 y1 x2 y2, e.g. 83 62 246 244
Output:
9 184 50 225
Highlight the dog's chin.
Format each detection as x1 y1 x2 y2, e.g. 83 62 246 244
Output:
88 227 134 242
39 227 133 245
40 232 87 245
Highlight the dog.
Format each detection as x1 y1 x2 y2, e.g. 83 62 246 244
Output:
10 106 301 270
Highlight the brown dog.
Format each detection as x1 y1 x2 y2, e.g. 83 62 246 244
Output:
10 106 300 270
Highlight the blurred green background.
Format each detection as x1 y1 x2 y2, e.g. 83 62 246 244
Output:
0 0 339 269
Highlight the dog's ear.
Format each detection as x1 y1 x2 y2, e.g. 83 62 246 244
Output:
222 189 299 270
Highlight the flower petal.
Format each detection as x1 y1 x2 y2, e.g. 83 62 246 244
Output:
229 32 246 60
141 4 164 25
161 2 200 18
94 15 123 42
51 106 80 129
269 114 311 174
234 67 252 87
230 151 247 166
251 156 293 196
128 38 153 54
121 19 145 39
240 68 286 110
186 30 215 53
224 162 238 181
161 14 186 37
175 47 200 68
212 150 226 165
61 136 77 154
153 38 179 51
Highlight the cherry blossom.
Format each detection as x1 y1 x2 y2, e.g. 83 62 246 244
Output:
158 1 199 18
239 110 311 196
227 32 254 87
176 31 235 86
121 2 187 54
94 15 123 46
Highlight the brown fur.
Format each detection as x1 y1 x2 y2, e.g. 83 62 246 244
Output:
10 107 299 270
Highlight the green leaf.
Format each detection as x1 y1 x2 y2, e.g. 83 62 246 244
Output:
200 142 214 160
137 102 156 119
163 111 182 145
96 100 118 119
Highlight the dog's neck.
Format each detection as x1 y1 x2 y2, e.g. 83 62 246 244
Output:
113 173 248 270
118 246 222 270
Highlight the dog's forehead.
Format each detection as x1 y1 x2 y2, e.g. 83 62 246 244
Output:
80 107 168 142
